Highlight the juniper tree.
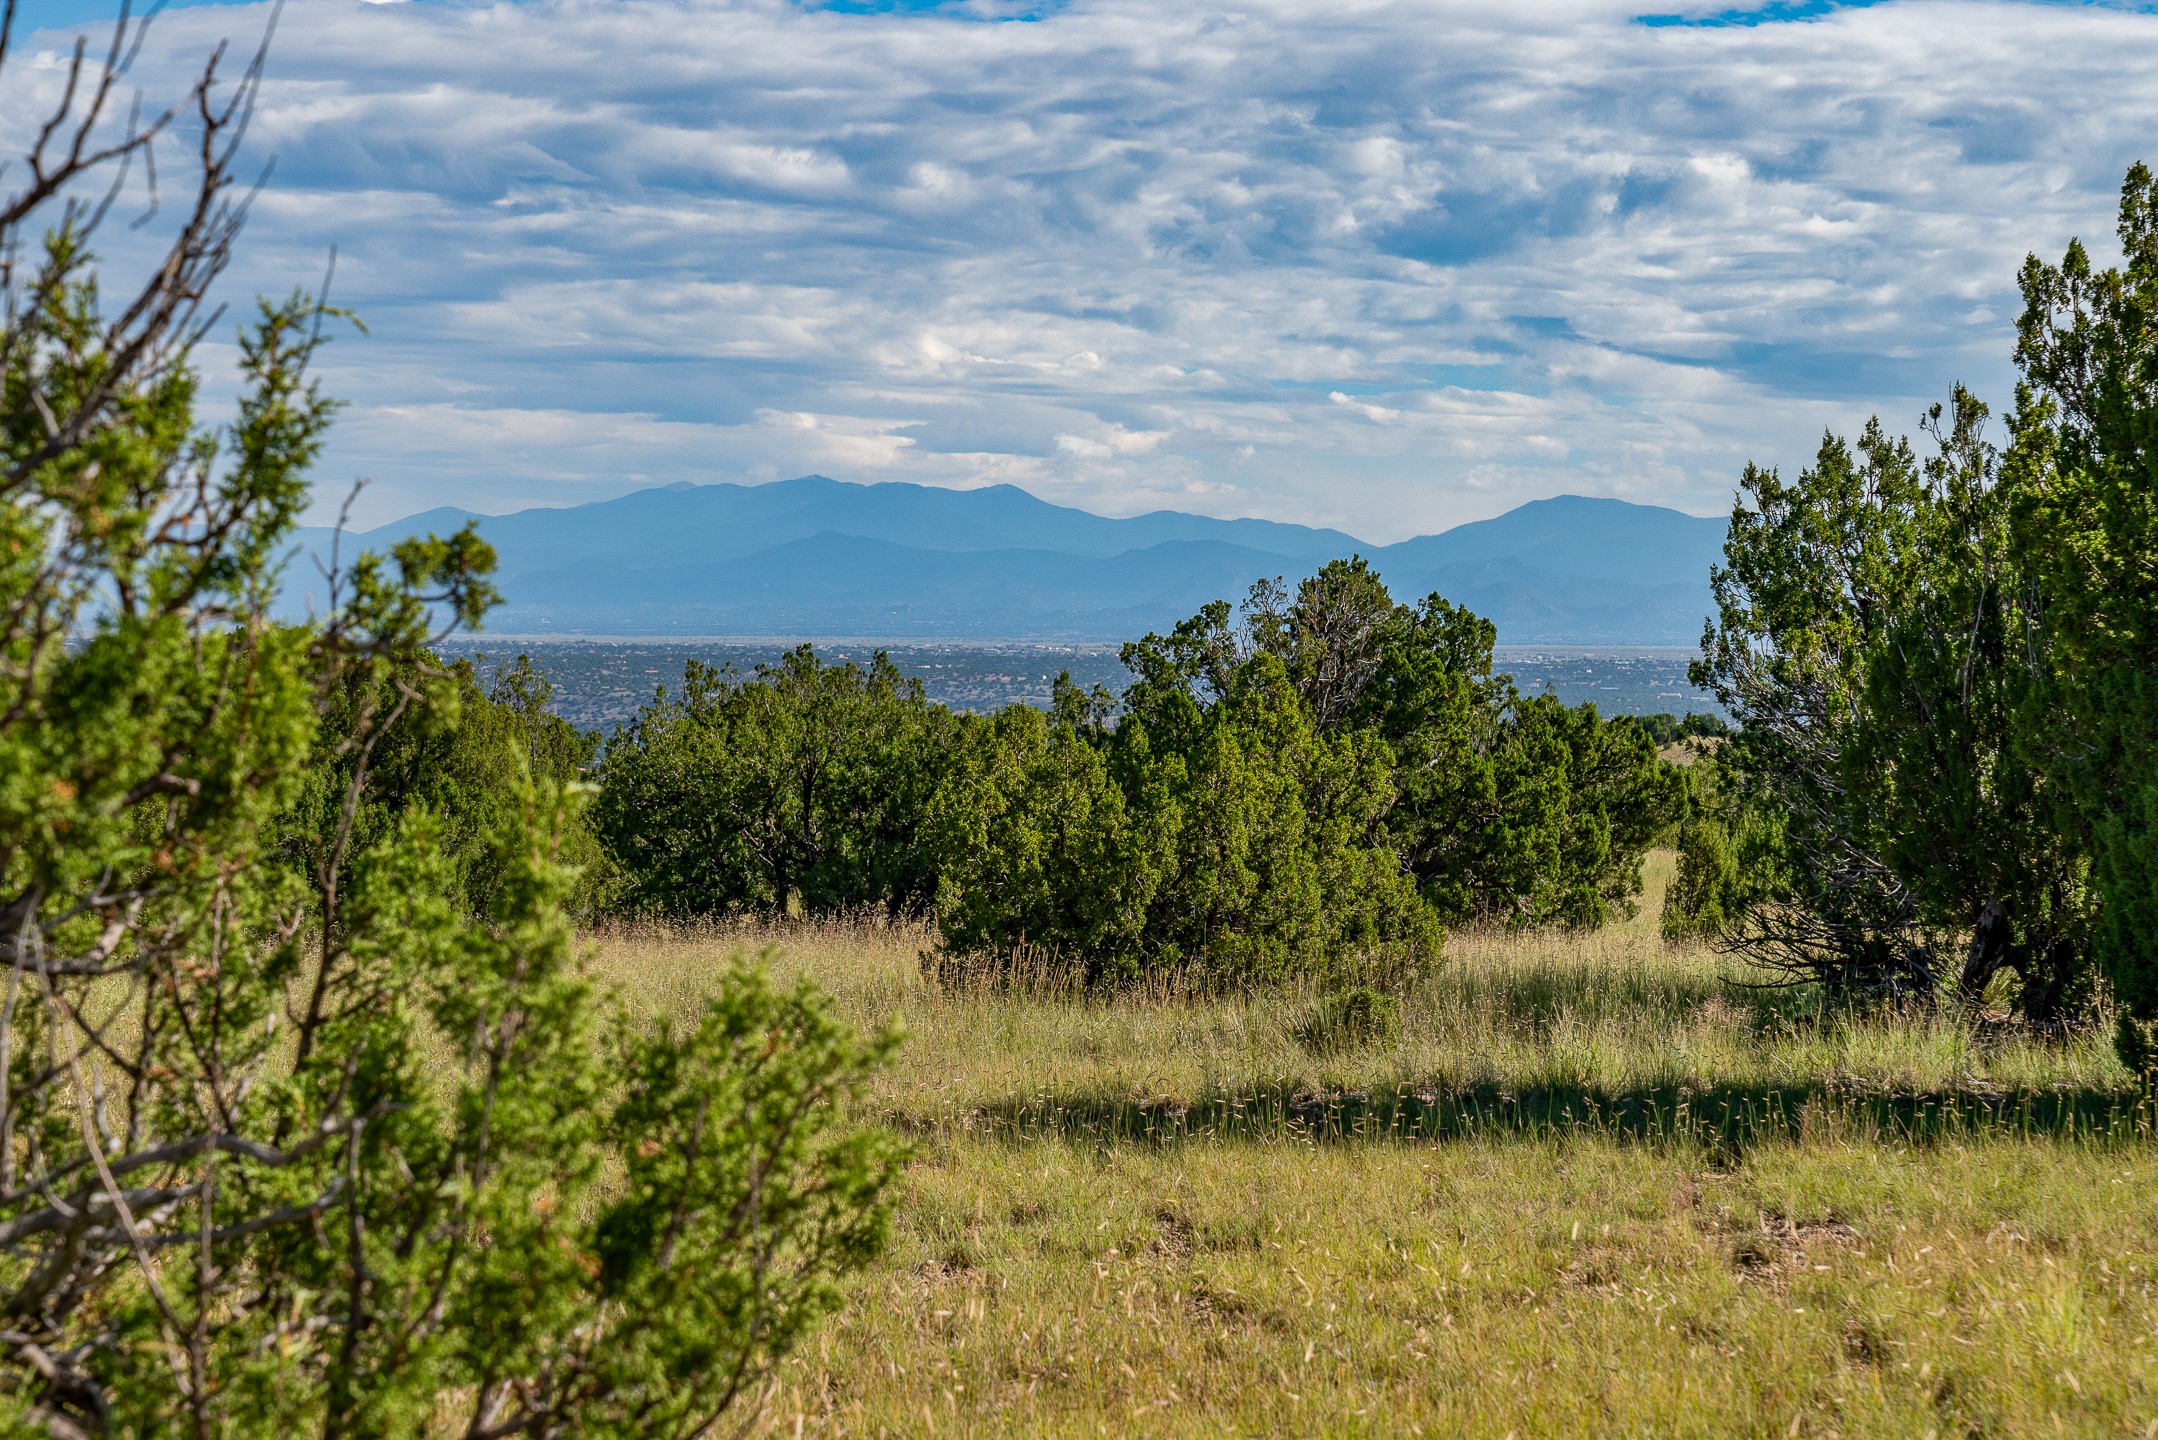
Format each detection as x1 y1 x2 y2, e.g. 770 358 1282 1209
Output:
1347 590 1679 928
929 646 1437 987
2004 161 2158 1058
0 13 898 1433
595 646 961 919
1686 394 2090 1016
1193 560 1682 929
925 563 1679 987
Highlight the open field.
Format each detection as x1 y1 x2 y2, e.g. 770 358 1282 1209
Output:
593 856 2158 1438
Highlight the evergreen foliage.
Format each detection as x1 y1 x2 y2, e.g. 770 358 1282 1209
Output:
1686 395 2090 1015
0 46 899 1426
595 646 963 919
1679 165 2158 1043
2002 161 2158 1060
1314 566 1682 928
280 650 618 925
1659 749 1785 945
930 647 1436 986
923 701 1163 976
920 561 1679 985
1626 712 1730 747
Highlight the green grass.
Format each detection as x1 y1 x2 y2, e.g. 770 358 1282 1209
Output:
591 855 2158 1437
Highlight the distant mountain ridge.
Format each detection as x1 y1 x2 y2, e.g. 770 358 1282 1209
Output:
287 478 1728 644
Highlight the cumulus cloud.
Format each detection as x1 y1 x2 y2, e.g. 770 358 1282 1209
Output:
7 0 2153 537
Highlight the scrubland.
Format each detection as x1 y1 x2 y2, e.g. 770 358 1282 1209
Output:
593 855 2158 1438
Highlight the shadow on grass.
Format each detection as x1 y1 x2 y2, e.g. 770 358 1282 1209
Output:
902 1079 2157 1155
933 944 1825 1038
1426 963 1805 1037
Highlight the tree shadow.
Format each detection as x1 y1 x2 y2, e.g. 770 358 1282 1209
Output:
1422 960 1801 1036
922 1078 2153 1157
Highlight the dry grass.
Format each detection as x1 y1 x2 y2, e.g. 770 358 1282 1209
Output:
593 854 2131 1128
587 854 2158 1437
754 1135 2158 1438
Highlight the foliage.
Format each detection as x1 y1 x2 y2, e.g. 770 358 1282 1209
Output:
0 45 899 1430
923 560 1679 985
1117 653 1435 984
586 963 901 1431
244 837 900 1439
929 655 1436 987
1393 687 1681 929
1690 389 2094 1016
921 703 1155 974
278 650 617 923
1626 711 1731 747
1315 566 1682 928
1660 748 1786 945
2002 161 2158 1063
596 646 963 919
1689 165 2158 1033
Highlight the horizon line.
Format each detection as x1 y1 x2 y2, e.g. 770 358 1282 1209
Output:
308 474 1734 539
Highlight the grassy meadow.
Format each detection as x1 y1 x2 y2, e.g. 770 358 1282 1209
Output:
593 855 2158 1438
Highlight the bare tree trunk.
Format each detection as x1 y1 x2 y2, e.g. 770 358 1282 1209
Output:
1957 900 2012 1006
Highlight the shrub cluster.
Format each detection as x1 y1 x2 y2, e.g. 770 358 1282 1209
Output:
593 560 1683 988
927 648 1434 987
1626 711 1731 747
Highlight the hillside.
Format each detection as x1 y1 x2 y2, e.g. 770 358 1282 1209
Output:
287 478 1728 644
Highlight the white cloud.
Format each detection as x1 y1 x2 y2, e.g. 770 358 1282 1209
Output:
1053 423 1168 459
1330 392 1401 424
12 0 2153 538
753 408 922 469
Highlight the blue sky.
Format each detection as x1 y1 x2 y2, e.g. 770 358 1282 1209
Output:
3 0 2153 539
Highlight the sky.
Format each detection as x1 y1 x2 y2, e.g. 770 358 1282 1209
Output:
2 0 2154 540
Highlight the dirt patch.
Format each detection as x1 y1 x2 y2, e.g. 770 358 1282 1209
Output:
1184 1280 1251 1324
1558 1251 1627 1292
1150 1208 1195 1262
915 1244 980 1287
1731 1214 1862 1287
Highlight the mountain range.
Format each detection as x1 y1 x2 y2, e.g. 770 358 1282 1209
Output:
287 477 1729 644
